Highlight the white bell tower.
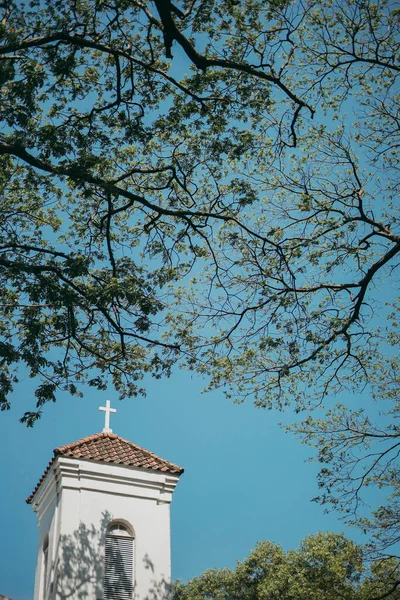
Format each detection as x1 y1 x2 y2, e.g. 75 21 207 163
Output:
27 401 183 600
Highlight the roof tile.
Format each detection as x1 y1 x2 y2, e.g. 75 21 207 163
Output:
27 432 184 504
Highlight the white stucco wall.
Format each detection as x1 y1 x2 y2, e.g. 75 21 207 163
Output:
31 456 181 600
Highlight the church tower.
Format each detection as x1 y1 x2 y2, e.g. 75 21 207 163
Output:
27 401 184 600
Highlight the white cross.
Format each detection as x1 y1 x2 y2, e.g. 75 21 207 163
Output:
99 400 116 433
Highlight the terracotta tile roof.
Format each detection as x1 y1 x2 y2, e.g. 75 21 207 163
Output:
26 432 184 504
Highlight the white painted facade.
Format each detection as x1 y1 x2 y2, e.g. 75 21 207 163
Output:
30 455 181 600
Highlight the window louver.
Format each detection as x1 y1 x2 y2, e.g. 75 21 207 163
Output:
104 534 133 600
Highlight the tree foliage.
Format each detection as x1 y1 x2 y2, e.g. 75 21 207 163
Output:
1 0 311 421
1 0 400 571
172 533 400 600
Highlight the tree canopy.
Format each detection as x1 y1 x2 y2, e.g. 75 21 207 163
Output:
172 533 400 600
1 0 399 574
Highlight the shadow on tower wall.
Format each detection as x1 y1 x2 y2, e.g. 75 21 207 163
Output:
50 511 169 600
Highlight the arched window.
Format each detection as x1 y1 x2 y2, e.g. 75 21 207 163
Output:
104 522 134 600
42 534 49 600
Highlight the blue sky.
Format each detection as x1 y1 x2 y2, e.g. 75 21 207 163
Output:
0 370 366 600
